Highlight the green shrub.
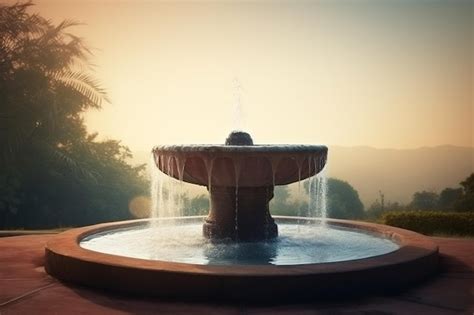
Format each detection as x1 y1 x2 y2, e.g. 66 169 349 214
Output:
382 211 474 236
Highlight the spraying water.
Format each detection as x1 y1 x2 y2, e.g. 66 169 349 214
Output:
149 155 163 229
232 78 245 132
149 154 183 230
315 165 328 225
307 156 328 225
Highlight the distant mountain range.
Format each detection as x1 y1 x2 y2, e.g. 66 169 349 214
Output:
132 145 474 207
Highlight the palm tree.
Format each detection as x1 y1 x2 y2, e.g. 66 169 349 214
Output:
0 2 150 229
0 1 108 168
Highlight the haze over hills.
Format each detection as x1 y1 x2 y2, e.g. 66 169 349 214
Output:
328 145 473 206
133 145 474 207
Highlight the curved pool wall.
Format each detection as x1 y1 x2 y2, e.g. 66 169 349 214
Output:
45 216 439 301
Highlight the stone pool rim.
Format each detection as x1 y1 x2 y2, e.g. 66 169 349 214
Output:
45 216 439 301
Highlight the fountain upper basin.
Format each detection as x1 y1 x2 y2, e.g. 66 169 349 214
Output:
152 144 328 187
152 133 328 241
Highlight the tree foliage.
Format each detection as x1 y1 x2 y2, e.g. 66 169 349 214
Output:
270 185 306 216
409 191 439 211
0 2 147 228
325 178 365 219
455 173 474 211
438 187 463 211
182 194 209 216
270 178 364 219
406 174 474 212
367 173 474 221
366 200 403 220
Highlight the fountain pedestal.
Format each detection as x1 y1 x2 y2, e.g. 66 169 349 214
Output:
203 185 278 241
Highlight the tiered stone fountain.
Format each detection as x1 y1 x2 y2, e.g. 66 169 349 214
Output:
152 131 327 241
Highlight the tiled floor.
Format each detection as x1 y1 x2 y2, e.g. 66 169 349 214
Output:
0 235 472 314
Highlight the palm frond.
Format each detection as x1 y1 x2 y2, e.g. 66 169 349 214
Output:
51 70 110 107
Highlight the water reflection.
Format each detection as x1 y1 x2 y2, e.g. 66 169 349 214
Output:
203 239 278 265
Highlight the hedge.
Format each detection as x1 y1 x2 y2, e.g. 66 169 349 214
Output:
382 211 474 236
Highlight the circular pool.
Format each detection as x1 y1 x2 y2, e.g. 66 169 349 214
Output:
45 216 438 301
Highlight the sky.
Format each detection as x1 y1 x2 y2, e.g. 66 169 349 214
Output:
25 0 473 151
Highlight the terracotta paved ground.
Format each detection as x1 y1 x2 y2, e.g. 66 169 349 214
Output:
0 235 472 314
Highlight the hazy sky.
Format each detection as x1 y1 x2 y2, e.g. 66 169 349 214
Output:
27 0 473 151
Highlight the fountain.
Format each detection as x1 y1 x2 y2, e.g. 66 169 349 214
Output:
44 131 438 301
152 131 327 241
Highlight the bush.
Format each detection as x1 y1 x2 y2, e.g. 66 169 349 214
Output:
382 211 474 236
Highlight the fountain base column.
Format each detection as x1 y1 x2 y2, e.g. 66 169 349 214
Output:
203 186 278 241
